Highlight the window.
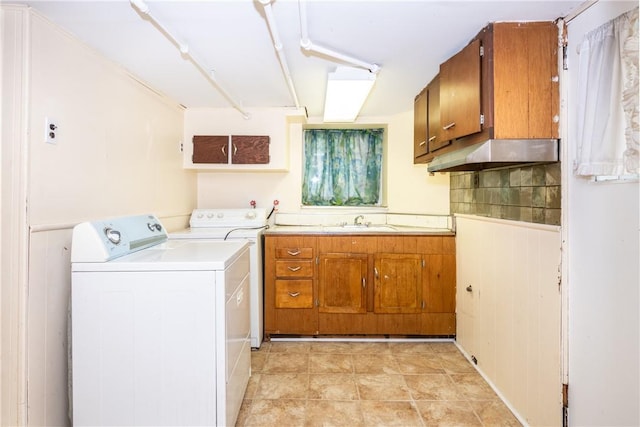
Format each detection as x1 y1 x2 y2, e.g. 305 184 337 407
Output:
302 128 384 206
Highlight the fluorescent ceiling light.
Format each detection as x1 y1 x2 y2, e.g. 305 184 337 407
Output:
323 66 376 122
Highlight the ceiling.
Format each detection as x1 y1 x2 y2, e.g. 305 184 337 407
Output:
5 0 583 119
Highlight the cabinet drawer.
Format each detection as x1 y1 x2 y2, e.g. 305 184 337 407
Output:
275 260 314 278
275 280 314 308
275 247 313 259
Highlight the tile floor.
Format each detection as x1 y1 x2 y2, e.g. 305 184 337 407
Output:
236 340 522 426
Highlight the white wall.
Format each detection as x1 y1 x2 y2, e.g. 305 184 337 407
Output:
3 8 198 426
192 109 450 214
565 2 639 426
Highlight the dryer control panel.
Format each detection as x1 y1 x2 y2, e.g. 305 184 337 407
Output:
71 214 167 262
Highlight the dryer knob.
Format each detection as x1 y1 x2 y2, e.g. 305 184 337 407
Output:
104 227 121 245
246 211 256 219
207 213 214 218
217 213 224 218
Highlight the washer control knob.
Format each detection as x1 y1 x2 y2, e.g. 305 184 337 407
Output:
217 212 224 218
146 222 163 232
104 227 121 245
207 213 214 218
246 211 256 219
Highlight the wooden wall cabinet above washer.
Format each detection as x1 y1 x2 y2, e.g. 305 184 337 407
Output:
192 135 270 164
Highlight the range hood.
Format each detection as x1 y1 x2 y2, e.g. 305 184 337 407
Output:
427 139 559 172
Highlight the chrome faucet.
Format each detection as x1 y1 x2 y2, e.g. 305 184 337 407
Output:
354 215 365 225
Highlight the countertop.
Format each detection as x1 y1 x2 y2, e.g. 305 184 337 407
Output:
264 224 455 236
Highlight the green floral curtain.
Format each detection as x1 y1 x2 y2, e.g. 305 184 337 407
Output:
302 128 383 206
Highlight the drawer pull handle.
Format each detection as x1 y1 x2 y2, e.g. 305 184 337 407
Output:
428 135 437 142
287 249 301 256
443 122 456 130
221 145 226 156
287 266 302 272
288 292 300 297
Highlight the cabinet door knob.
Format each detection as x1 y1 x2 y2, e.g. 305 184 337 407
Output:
362 277 366 288
374 267 379 278
287 249 301 256
287 266 302 272
288 292 300 297
466 285 473 292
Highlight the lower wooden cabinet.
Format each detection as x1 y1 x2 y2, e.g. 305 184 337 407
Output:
374 253 423 314
264 235 318 335
264 234 456 339
318 253 368 314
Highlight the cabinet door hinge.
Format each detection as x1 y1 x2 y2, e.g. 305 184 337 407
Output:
479 45 484 57
316 256 319 265
421 259 425 268
315 299 319 307
480 114 485 125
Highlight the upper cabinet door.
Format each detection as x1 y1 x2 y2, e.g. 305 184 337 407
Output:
231 135 270 164
426 75 449 153
413 87 428 162
192 135 229 164
439 38 482 141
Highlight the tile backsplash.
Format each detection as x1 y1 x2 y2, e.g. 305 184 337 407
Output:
449 163 561 225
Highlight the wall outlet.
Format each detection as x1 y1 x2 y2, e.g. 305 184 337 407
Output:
45 117 58 144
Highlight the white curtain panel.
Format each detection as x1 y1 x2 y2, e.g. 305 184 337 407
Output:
574 7 639 177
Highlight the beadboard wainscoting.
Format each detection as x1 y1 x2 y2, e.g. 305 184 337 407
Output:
455 214 562 426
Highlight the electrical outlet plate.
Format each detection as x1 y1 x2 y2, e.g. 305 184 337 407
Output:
45 117 57 144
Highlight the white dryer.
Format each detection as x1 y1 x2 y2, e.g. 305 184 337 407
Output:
71 214 250 427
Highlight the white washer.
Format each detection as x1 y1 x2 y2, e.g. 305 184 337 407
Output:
171 208 268 349
71 214 250 427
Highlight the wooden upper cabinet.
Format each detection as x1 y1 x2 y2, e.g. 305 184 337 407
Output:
192 135 228 164
231 135 270 164
413 87 428 162
439 38 482 142
318 253 368 314
426 75 449 153
192 135 270 165
489 22 559 139
412 21 559 161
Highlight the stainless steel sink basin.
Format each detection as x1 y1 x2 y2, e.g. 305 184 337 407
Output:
322 225 397 233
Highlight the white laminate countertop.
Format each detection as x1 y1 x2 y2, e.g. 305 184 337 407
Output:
264 224 455 236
